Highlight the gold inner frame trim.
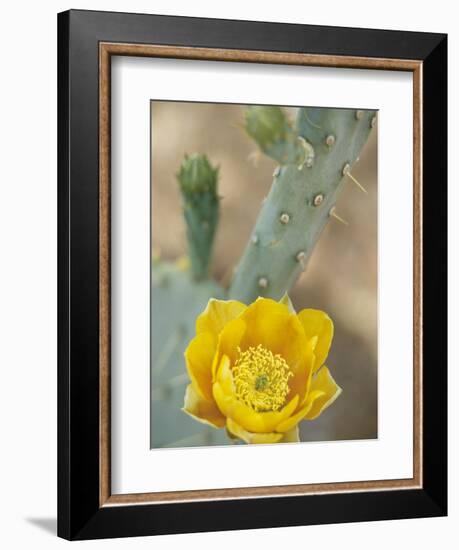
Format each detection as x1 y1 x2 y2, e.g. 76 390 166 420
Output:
99 42 423 507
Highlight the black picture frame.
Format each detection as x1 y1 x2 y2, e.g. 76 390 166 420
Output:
58 9 447 540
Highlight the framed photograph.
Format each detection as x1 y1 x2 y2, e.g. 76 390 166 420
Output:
58 9 447 540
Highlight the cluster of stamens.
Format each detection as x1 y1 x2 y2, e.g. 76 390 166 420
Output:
232 345 292 412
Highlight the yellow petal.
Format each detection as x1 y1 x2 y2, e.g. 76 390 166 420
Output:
279 316 312 372
226 418 283 444
277 368 342 432
196 298 246 337
214 384 300 433
303 366 342 420
297 309 334 371
288 335 316 406
239 297 293 353
239 299 310 380
182 384 226 428
184 331 215 400
281 426 300 443
214 354 235 396
211 318 247 381
275 390 325 432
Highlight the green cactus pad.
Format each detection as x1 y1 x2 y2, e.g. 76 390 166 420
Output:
230 106 376 303
150 261 228 448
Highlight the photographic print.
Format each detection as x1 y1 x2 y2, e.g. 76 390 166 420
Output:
150 101 378 449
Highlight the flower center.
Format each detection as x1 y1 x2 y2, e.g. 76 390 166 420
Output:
232 345 292 412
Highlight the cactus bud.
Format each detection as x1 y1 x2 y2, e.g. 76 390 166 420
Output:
245 106 289 151
244 106 313 167
176 154 220 280
177 153 218 194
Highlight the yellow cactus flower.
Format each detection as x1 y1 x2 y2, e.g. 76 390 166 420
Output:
182 296 341 444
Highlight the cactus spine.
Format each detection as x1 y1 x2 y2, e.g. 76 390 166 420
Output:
228 106 376 303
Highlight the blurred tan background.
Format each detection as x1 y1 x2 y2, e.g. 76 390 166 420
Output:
151 101 377 442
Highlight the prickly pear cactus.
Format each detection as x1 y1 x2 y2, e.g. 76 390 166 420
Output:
229 106 376 303
151 107 376 448
151 154 228 447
